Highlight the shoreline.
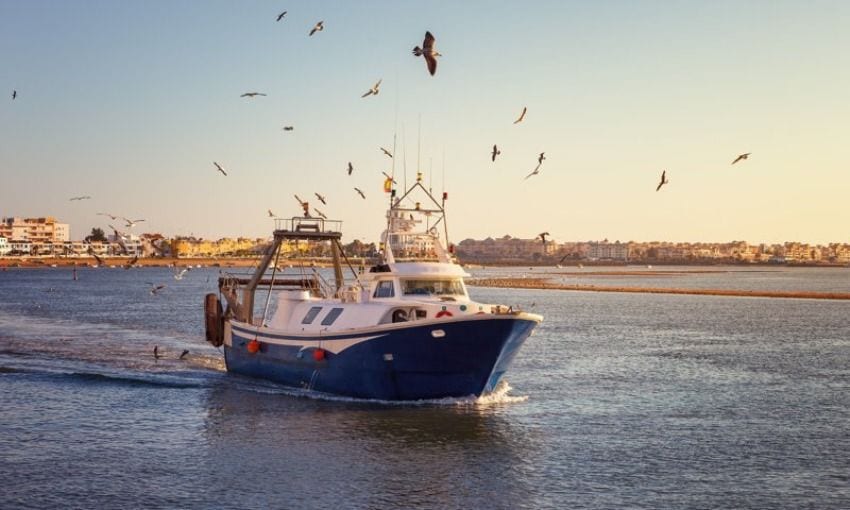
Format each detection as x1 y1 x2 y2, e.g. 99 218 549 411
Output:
466 278 850 301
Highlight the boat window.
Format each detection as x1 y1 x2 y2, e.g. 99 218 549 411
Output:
402 279 465 296
301 306 322 324
321 307 344 326
373 280 395 298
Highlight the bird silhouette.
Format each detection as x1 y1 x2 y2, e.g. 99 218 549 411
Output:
382 171 397 184
123 218 145 228
179 349 190 360
153 346 160 359
87 247 104 267
514 107 527 124
354 187 366 199
412 31 440 76
309 21 324 36
268 209 276 218
276 11 287 22
361 79 382 98
214 162 227 176
124 255 139 270
314 208 328 219
538 152 546 165
656 170 669 191
491 144 501 162
282 126 294 131
524 163 542 180
240 92 267 98
380 147 393 158
69 196 91 201
347 162 354 175
731 152 751 165
538 232 550 245
315 193 327 205
148 283 166 295
97 212 119 220
11 90 16 100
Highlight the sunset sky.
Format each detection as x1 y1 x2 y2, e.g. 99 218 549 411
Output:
2 1 848 245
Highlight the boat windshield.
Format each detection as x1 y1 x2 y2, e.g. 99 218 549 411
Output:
402 279 465 296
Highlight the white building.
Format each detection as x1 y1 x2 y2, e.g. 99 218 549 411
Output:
0 217 70 243
0 237 9 255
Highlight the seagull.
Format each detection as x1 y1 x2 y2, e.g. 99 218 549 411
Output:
123 218 145 228
11 90 16 100
491 144 501 162
314 208 328 219
108 225 129 255
380 147 393 158
69 196 91 201
153 346 160 359
514 107 527 124
382 171 397 184
173 267 190 280
179 349 190 360
214 162 227 176
309 21 324 36
97 212 119 220
524 163 542 180
412 31 440 76
731 152 751 165
347 162 354 175
282 126 294 131
354 187 366 199
538 152 546 165
87 247 104 267
315 193 327 205
656 170 669 191
294 195 310 216
148 283 167 295
538 232 550 245
124 255 139 270
276 11 287 22
361 79 382 98
240 92 267 98
268 209 276 218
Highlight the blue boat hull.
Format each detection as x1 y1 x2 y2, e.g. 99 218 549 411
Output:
224 317 537 400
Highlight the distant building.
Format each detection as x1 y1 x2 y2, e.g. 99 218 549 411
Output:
587 241 629 261
0 236 9 256
0 217 70 243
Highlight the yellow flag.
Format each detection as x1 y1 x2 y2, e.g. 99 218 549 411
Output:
383 177 393 193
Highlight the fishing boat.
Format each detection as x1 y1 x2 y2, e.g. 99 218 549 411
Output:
204 175 542 400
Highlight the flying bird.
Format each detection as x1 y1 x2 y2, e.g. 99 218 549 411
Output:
124 255 139 270
361 79 382 98
240 92 267 98
347 162 354 175
294 194 310 216
173 267 190 280
514 107 527 124
179 349 190 360
282 126 294 131
656 170 669 191
354 187 366 199
382 171 397 184
491 144 501 162
108 225 129 255
148 283 167 295
123 218 145 228
276 11 287 22
380 147 393 158
97 212 119 220
69 196 91 201
214 162 227 176
315 193 327 205
314 208 328 219
154 346 160 359
11 90 16 100
731 152 751 165
268 209 276 218
412 31 440 76
309 21 324 36
538 152 546 165
538 232 550 245
524 163 542 180
87 247 104 267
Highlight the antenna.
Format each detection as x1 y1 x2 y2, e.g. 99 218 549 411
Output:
417 114 421 177
402 124 408 192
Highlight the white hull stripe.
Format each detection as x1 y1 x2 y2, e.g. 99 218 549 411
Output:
231 328 388 355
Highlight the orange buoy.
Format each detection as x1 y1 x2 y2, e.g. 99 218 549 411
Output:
247 339 260 354
313 348 326 361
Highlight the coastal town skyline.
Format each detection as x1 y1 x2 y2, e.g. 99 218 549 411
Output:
3 2 849 245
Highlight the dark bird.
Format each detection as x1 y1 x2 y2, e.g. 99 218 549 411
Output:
309 21 324 36
347 162 354 175
361 79 382 98
214 162 227 176
538 152 546 165
124 255 139 270
154 345 160 359
87 246 104 267
69 196 91 201
538 232 550 245
294 194 310 216
11 90 16 100
382 171 397 184
148 283 167 295
109 225 129 255
315 192 327 205
514 106 527 124
276 11 287 22
354 187 366 199
268 209 276 218
731 152 751 165
412 31 440 76
491 144 501 162
179 349 190 360
314 208 328 219
380 147 393 158
123 218 145 228
524 163 542 180
240 92 267 98
656 170 669 192
282 126 294 131
97 212 119 220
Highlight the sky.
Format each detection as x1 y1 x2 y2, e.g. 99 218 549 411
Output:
1 0 849 245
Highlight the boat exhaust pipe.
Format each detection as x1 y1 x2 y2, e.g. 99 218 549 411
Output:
204 293 224 347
